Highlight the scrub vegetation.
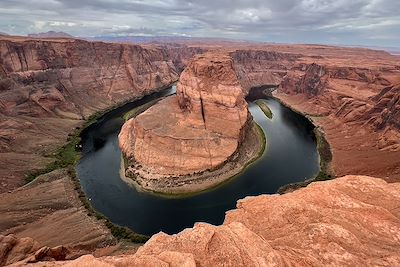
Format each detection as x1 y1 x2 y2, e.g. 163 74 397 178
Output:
255 99 273 119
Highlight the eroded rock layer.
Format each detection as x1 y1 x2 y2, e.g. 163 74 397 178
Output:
119 53 251 180
268 45 400 180
21 175 400 266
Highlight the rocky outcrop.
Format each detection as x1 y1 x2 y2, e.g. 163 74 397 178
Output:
0 234 40 266
23 175 400 266
130 176 400 266
0 234 69 266
281 63 328 97
119 52 260 193
365 84 400 131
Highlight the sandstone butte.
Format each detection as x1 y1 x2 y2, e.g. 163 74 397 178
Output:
6 175 400 266
1 35 400 266
118 52 258 193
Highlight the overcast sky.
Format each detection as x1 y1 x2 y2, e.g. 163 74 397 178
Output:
0 0 399 47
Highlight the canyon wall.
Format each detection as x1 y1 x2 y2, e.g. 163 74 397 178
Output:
230 46 400 181
231 49 298 93
0 36 202 192
271 46 400 180
0 39 179 118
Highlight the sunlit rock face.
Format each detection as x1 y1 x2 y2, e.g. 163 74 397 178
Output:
28 175 400 266
119 53 250 176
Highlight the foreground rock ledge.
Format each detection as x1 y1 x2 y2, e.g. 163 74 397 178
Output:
118 53 262 193
21 175 400 266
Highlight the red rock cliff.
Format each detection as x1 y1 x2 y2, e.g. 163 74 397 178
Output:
0 36 199 192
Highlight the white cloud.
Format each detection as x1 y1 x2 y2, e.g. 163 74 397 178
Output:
49 21 77 27
0 0 398 46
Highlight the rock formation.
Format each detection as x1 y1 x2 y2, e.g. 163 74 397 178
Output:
0 234 69 266
0 234 40 266
0 169 116 265
365 84 400 131
231 49 297 93
119 52 262 193
19 175 400 266
0 37 179 118
281 63 329 97
132 176 400 266
272 45 400 180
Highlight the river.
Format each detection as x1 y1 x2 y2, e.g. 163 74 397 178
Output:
76 85 319 235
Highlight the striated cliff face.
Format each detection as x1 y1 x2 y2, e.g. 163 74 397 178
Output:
0 38 179 118
281 63 328 97
119 52 255 192
248 45 400 180
20 175 400 266
366 84 400 131
176 53 249 141
230 49 297 93
0 36 201 192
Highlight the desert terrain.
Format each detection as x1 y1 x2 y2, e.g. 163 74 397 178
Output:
0 34 399 266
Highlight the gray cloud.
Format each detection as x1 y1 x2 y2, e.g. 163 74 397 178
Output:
0 0 399 46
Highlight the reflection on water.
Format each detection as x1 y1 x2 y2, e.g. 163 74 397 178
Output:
76 87 319 235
